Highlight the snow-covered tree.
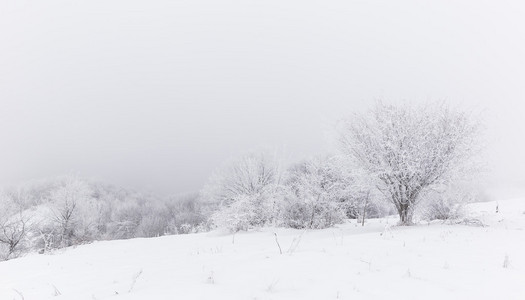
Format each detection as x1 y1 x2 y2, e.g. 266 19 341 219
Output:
337 102 481 225
0 197 28 260
204 152 281 231
0 214 27 260
49 177 96 247
211 194 260 232
282 156 360 229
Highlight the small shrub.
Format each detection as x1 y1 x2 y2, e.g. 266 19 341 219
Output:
135 215 168 238
279 195 346 229
421 190 473 221
211 195 261 232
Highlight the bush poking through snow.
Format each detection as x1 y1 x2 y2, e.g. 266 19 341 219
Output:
273 232 282 254
421 189 473 221
128 269 143 293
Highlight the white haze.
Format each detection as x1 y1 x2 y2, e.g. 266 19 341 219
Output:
0 0 524 194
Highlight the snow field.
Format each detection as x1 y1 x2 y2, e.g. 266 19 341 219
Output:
1 199 524 300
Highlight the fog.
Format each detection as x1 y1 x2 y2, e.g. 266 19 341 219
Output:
1 0 524 195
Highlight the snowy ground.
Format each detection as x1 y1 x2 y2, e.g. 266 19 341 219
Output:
1 199 524 300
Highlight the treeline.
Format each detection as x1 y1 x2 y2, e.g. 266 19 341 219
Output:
0 153 388 261
202 102 483 232
0 177 215 260
0 102 483 261
204 153 391 233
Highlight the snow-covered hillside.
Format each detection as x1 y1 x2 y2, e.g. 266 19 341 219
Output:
1 199 524 300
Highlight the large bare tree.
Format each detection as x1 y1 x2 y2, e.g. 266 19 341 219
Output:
337 102 481 225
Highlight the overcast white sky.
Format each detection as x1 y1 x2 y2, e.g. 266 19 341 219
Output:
1 0 524 195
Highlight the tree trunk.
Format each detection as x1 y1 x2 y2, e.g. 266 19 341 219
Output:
362 191 370 227
309 195 321 229
398 203 412 225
